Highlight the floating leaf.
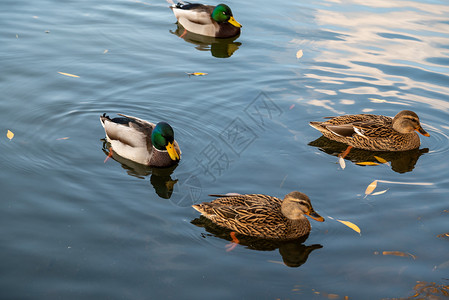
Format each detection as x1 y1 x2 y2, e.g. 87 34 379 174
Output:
371 189 388 196
289 104 295 110
7 130 14 140
437 260 449 269
337 219 361 234
382 251 416 259
356 162 380 166
365 180 378 195
377 180 433 186
16 34 19 39
296 49 303 59
58 72 80 78
103 49 109 54
339 156 346 169
374 156 388 164
437 232 449 239
267 260 285 266
187 72 208 76
56 137 70 140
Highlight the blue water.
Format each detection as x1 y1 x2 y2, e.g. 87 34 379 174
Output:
1 0 449 299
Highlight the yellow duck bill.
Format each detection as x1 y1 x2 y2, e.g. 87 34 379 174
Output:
228 16 242 28
166 142 180 161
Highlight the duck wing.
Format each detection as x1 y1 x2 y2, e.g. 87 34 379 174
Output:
206 194 281 207
170 3 215 25
319 114 393 138
100 113 154 148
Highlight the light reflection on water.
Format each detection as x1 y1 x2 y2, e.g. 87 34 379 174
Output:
1 0 449 299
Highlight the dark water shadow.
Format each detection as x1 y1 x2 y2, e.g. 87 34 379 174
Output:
308 136 429 174
192 216 323 268
101 140 178 199
170 23 242 58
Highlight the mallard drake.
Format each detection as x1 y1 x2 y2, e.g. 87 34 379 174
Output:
169 2 242 38
100 113 181 167
309 110 430 152
192 191 324 240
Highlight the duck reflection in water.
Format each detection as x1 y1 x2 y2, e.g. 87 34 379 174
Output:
102 140 178 199
308 136 429 173
192 216 323 268
170 23 241 58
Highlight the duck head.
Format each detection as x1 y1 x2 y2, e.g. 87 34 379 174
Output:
281 191 325 222
211 4 242 28
151 122 180 161
392 110 430 137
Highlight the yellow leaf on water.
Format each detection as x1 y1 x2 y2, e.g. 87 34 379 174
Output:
337 219 361 234
7 130 14 140
371 189 388 196
339 156 346 169
187 72 208 76
382 251 416 260
296 49 303 59
365 180 378 195
356 162 380 166
374 156 388 164
58 72 80 78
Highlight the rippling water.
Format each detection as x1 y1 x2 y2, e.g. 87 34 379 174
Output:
1 0 449 299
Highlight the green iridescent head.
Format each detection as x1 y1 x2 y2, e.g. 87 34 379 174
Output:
211 4 242 28
151 122 180 161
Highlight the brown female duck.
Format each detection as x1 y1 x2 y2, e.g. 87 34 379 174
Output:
310 110 429 152
192 191 324 240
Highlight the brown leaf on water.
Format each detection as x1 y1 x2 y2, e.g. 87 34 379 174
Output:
56 137 70 140
339 156 346 169
337 219 361 234
356 161 380 166
58 72 80 78
296 49 303 59
7 130 14 140
437 232 449 239
382 251 416 259
365 180 378 195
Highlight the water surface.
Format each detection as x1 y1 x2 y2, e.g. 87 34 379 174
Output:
1 0 449 299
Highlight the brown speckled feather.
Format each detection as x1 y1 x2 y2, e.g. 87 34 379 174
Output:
310 111 428 151
192 193 315 240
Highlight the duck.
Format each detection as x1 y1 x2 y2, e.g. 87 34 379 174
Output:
100 113 181 167
168 1 242 38
309 110 429 153
192 191 324 240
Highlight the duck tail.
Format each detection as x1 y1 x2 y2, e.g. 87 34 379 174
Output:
100 113 111 128
309 121 324 131
167 0 185 8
